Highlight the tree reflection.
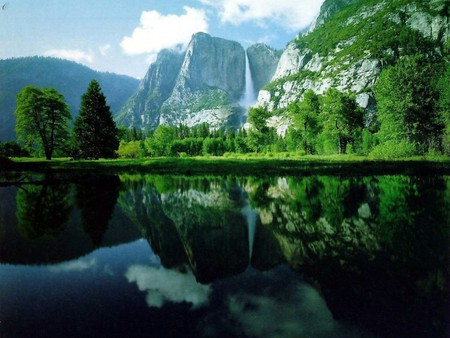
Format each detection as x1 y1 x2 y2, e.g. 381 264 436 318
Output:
16 176 71 240
75 175 121 246
245 174 448 338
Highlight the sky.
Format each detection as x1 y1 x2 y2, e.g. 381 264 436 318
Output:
0 0 325 79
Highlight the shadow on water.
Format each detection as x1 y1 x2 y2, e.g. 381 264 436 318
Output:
0 172 448 337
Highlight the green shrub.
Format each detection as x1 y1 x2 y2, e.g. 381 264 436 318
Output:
118 141 142 158
369 140 417 159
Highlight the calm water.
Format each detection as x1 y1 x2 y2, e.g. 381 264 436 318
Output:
0 173 448 338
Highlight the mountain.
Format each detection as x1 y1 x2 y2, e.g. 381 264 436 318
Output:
0 57 139 141
256 0 449 132
118 33 281 131
247 43 283 95
116 49 185 130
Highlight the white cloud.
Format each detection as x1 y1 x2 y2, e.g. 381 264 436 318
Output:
44 48 95 64
125 264 212 309
121 6 208 63
200 0 324 31
99 44 112 56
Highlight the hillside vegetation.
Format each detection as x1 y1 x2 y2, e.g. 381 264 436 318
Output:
0 57 139 141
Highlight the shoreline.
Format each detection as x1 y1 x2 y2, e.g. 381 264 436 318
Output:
1 156 449 176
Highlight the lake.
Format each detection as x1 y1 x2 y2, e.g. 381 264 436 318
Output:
0 172 448 337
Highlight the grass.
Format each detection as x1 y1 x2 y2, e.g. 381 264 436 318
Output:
2 154 449 176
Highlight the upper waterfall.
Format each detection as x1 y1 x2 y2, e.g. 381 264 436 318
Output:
239 50 257 111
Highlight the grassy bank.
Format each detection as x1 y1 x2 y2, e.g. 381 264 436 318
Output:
1 154 449 176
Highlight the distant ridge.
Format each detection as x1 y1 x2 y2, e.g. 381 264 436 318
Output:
0 56 139 141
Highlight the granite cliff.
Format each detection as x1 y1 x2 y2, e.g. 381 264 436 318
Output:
118 33 281 131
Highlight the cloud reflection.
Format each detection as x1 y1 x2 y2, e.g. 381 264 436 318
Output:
49 258 97 273
125 265 211 309
204 279 373 338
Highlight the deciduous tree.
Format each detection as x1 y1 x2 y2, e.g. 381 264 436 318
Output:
15 86 70 160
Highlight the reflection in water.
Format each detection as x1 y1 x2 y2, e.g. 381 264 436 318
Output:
242 201 258 261
125 264 212 309
16 176 71 240
76 175 122 246
0 173 448 338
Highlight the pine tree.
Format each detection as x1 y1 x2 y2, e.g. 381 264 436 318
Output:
74 80 119 159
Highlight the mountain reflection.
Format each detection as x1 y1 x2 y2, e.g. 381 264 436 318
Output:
1 172 448 337
118 174 448 337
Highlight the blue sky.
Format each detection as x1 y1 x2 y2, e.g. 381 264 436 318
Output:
0 0 324 78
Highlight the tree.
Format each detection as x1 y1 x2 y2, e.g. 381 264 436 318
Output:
288 90 321 154
73 80 119 159
318 89 363 154
15 86 71 160
374 55 444 153
435 63 450 154
144 125 176 156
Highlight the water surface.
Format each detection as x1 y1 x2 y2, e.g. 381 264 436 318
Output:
0 173 448 337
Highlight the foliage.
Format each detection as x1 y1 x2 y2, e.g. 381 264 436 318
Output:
73 80 120 159
144 125 176 156
248 106 272 133
0 56 138 141
118 140 144 159
374 55 444 154
0 141 30 157
118 126 145 142
15 85 71 160
287 90 321 154
317 89 363 154
170 138 204 156
16 181 71 240
435 63 450 155
369 139 417 159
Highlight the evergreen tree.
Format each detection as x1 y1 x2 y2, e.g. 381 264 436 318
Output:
15 86 71 160
74 80 119 159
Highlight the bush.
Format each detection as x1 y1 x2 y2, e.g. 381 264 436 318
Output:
0 141 30 157
369 140 417 159
118 141 142 158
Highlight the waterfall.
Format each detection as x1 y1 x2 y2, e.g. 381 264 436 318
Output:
239 51 257 111
242 203 258 262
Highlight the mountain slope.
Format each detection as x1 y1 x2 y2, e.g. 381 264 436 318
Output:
0 57 139 141
257 0 449 129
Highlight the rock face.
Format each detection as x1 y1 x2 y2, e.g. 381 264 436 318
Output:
120 33 249 130
116 49 185 130
308 0 359 33
257 0 450 130
247 43 282 93
160 33 245 128
118 34 285 131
